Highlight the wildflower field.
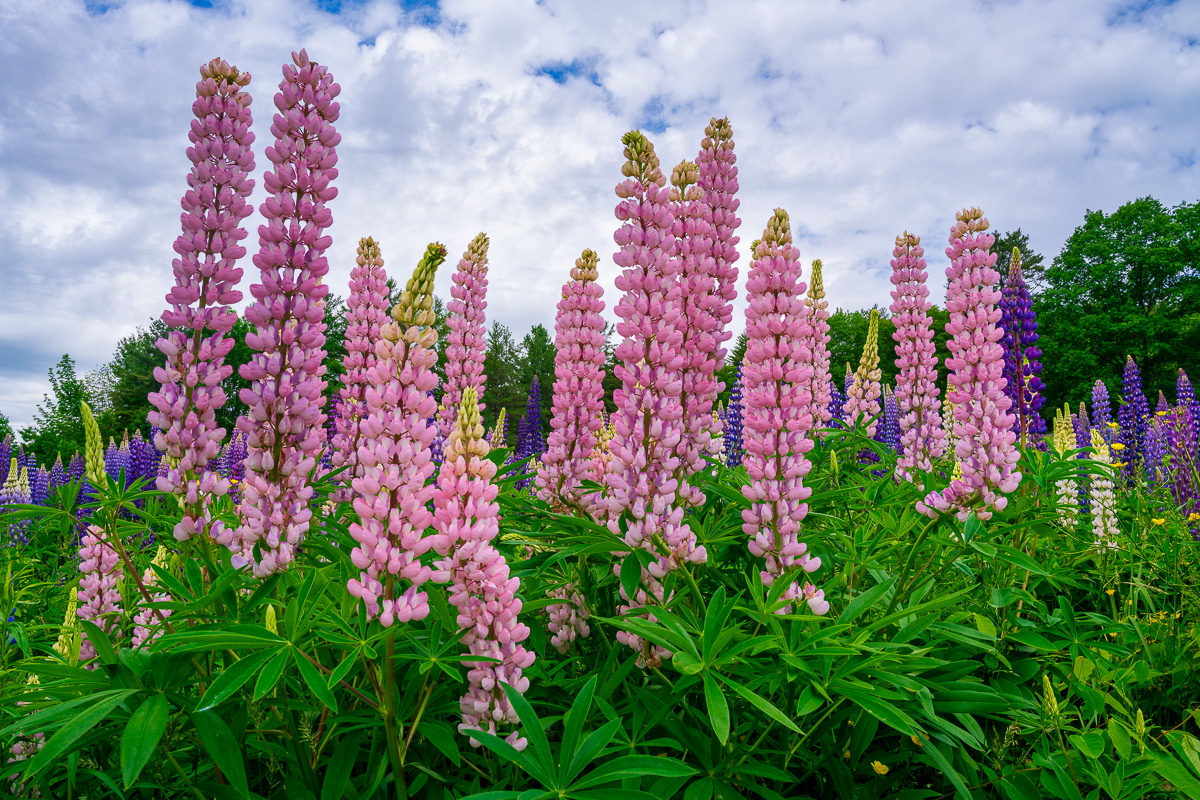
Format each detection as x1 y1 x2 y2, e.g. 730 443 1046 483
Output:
2 51 1200 800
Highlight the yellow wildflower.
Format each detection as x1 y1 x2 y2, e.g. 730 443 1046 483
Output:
843 750 851 759
1190 513 1200 522
871 761 889 775
1105 589 1115 596
911 734 924 747
1110 442 1125 450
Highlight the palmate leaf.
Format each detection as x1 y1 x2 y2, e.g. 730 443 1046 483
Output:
197 647 282 710
23 690 137 779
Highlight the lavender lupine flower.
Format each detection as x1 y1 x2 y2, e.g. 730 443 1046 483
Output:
430 387 535 751
843 362 854 398
131 546 173 649
236 50 341 576
332 237 391 501
220 429 248 503
77 524 123 667
537 250 607 514
1143 413 1169 489
1051 409 1078 530
0 461 30 545
440 234 490 441
605 131 698 667
1119 355 1150 481
1089 431 1119 549
345 243 445 626
801 259 833 429
149 58 255 546
919 208 1019 522
845 309 882 437
740 209 825 615
889 232 944 477
1156 391 1170 415
1161 406 1200 528
998 248 1047 447
1179 369 1200 454
669 160 720 504
725 364 745 467
546 584 591 654
104 437 127 486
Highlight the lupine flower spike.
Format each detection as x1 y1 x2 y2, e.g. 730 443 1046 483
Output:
1051 408 1078 530
345 243 446 626
1089 430 1119 548
77 524 123 667
1118 355 1150 481
889 232 944 479
132 546 173 649
918 208 1019 521
725 364 745 467
845 309 882 436
441 234 490 440
537 249 607 516
606 130 699 667
741 209 826 615
802 259 833 428
333 237 391 501
149 58 254 546
999 248 1047 447
235 50 340 576
431 387 535 751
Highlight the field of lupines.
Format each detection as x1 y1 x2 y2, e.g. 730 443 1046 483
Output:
1 50 1199 800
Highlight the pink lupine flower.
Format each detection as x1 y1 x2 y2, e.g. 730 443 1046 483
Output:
346 244 446 626
440 234 490 441
605 131 699 667
919 208 1020 521
333 237 390 500
889 232 945 479
845 309 882 436
740 210 825 614
696 116 741 384
801 259 833 428
77 525 123 667
669 159 719 502
546 583 591 654
536 249 607 515
236 50 341 576
149 57 255 545
131 547 173 649
431 387 535 751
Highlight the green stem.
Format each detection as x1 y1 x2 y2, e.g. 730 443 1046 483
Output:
885 516 941 614
164 747 209 800
381 584 408 799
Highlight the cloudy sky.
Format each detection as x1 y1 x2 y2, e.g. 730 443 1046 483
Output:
2 0 1198 432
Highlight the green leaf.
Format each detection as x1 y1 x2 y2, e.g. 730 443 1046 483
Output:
1169 731 1200 779
121 693 169 789
78 620 117 665
836 577 896 626
564 718 622 785
1006 630 1062 652
701 586 732 663
1149 751 1200 800
499 682 554 781
833 682 917 735
1108 719 1132 760
459 726 551 787
189 709 249 799
24 690 137 779
1069 731 1106 759
417 720 461 767
559 676 598 784
570 755 696 790
993 545 1052 577
619 554 642 604
295 649 339 712
320 728 362 800
197 647 281 711
253 648 290 702
720 675 801 734
703 674 729 745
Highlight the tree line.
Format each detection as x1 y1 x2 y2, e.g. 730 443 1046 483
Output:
8 195 1199 468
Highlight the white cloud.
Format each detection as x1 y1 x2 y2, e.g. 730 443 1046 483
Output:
1 0 1198 436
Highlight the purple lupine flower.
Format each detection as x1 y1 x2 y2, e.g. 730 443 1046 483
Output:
998 248 1047 447
741 209 826 615
1178 369 1200 451
128 432 155 487
1143 412 1168 490
48 455 66 493
828 382 846 428
843 362 854 398
440 234 490 441
345 243 445 626
1073 404 1094 512
1092 379 1113 439
1163 406 1200 539
149 57 254 546
537 250 607 515
669 159 719 506
333 237 391 501
879 386 901 453
725 364 744 467
236 50 340 576
889 231 944 478
515 377 544 491
606 131 698 668
221 429 248 504
802 260 833 429
0 461 30 545
1157 391 1170 415
919 208 1019 522
66 454 85 487
29 467 49 507
430 388 535 751
104 438 123 485
0 436 9 486
1119 355 1150 481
